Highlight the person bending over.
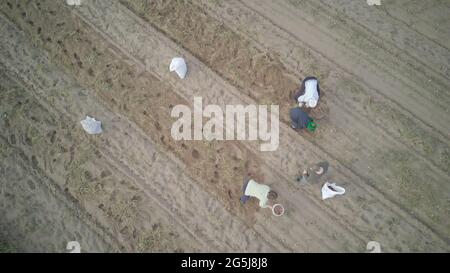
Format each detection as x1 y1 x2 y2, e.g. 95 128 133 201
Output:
240 177 278 208
293 76 320 108
290 107 316 132
296 161 329 185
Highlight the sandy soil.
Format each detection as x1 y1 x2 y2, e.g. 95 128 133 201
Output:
0 0 448 252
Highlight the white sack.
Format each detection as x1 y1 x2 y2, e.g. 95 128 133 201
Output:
67 0 82 6
367 0 381 6
80 116 102 135
321 182 345 200
169 57 187 79
298 79 319 108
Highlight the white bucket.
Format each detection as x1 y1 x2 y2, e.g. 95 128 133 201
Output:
270 204 285 217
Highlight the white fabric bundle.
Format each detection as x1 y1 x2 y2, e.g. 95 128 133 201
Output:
298 79 319 108
80 116 102 135
169 57 187 79
367 0 381 6
66 0 82 6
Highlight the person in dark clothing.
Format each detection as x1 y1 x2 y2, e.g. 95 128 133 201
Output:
295 161 329 185
240 176 251 204
290 107 316 132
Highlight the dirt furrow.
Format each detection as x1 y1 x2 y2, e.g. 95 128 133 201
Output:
119 0 450 177
194 0 450 178
1 0 373 251
67 0 449 250
66 1 358 252
0 68 203 252
1 0 448 252
113 0 450 246
72 0 376 251
317 0 450 79
0 19 217 252
240 0 450 135
204 0 450 238
380 0 450 50
0 72 123 252
0 6 287 252
0 136 120 252
197 0 449 173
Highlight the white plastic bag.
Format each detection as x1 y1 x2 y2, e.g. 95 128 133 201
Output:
367 0 381 6
80 116 102 135
66 0 82 6
321 182 345 200
169 57 187 79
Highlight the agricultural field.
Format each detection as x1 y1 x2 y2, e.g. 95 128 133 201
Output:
0 0 449 252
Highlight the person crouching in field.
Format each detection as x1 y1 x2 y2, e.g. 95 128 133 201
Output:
296 161 329 185
240 176 278 208
293 76 320 108
290 107 316 132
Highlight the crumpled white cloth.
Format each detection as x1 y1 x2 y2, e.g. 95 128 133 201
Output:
298 79 319 108
367 0 381 6
66 0 82 6
80 116 102 135
169 57 187 79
